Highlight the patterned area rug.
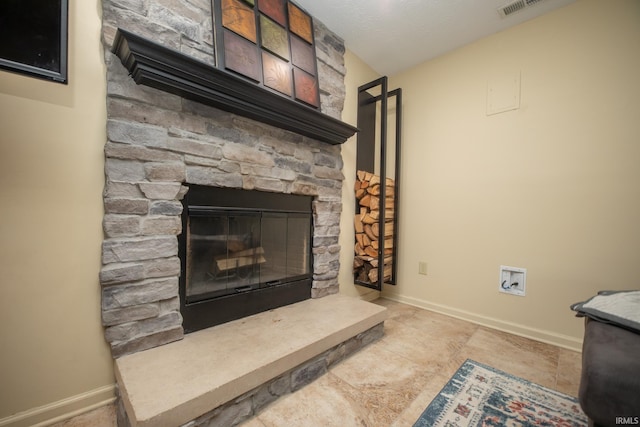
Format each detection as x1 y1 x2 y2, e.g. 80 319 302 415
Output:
414 359 587 427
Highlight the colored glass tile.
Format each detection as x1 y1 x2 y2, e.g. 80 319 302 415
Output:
222 0 257 43
260 15 289 60
293 67 318 107
262 52 292 96
288 3 312 44
224 29 261 82
258 0 286 26
213 0 319 109
290 34 314 75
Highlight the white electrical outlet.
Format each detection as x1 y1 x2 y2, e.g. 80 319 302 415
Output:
418 262 428 275
499 265 526 296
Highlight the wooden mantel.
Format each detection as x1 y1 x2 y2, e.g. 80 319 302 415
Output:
111 29 358 145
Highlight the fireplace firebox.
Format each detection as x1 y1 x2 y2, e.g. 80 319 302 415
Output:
179 185 313 332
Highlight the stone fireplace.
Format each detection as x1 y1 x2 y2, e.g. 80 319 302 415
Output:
98 3 392 426
100 0 355 358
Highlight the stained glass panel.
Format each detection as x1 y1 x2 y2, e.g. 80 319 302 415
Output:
224 29 261 81
213 0 318 108
293 68 318 107
290 34 314 75
288 3 312 44
260 15 289 60
222 0 257 42
258 0 286 26
263 52 292 96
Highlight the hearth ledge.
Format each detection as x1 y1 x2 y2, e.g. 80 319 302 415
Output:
115 294 387 427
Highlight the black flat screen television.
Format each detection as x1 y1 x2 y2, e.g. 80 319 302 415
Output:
0 0 68 84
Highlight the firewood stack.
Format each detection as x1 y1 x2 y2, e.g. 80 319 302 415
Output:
354 170 395 284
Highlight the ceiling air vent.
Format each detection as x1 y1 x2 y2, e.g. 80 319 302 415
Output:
498 0 547 17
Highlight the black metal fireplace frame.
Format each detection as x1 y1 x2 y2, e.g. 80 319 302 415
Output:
179 185 314 333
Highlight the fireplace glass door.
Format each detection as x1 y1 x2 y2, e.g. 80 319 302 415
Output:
180 185 313 332
185 210 311 304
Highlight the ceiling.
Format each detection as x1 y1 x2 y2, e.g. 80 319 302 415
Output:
294 0 577 76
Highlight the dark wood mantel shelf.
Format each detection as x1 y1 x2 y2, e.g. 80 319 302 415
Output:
111 29 358 145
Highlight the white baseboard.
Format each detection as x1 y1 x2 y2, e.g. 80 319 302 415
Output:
0 385 116 427
381 293 583 352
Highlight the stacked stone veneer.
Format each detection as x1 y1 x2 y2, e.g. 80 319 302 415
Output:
100 0 348 358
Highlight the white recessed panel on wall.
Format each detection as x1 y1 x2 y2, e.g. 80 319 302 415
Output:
487 71 521 116
499 265 526 296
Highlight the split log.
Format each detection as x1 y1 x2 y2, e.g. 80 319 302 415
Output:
213 247 266 272
364 246 378 258
364 224 377 241
353 257 364 269
227 239 247 253
368 264 392 283
367 185 380 196
359 193 371 207
354 214 364 233
371 239 395 250
384 222 394 237
371 222 379 238
368 195 379 210
353 169 397 285
361 214 377 225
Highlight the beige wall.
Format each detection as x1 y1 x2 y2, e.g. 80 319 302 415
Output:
1 0 638 423
0 1 114 425
382 0 640 349
339 51 381 301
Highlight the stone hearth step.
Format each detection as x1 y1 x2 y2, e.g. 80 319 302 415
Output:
115 294 387 427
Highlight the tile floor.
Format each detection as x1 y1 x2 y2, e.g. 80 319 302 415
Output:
52 299 582 427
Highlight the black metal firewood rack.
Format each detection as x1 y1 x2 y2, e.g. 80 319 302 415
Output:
354 77 402 291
